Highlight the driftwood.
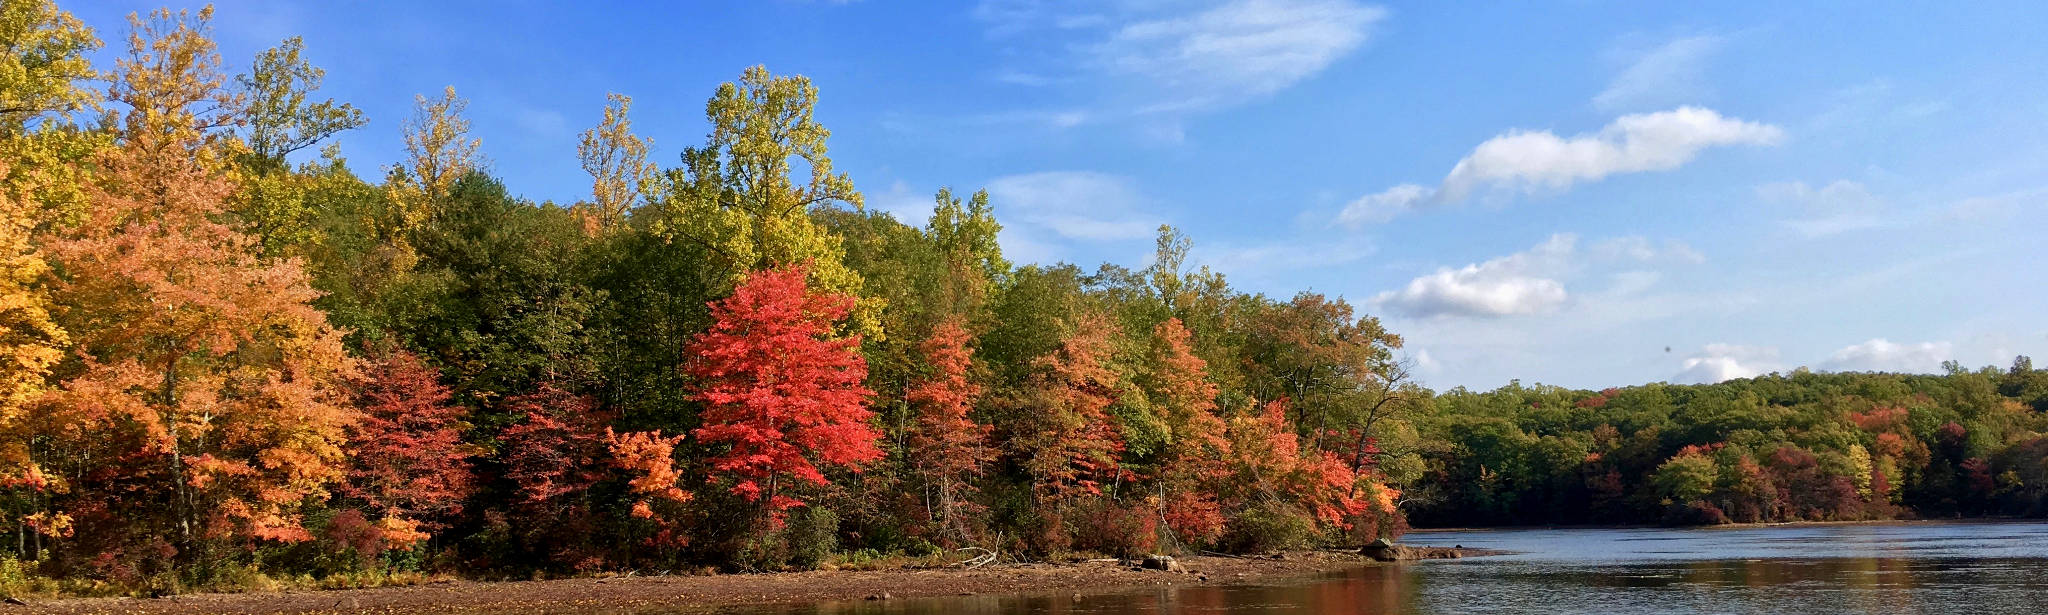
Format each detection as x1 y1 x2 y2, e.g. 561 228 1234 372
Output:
956 547 998 569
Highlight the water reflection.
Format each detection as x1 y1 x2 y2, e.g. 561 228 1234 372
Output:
711 522 2048 614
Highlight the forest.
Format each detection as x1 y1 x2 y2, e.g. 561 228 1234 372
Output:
1 0 2046 597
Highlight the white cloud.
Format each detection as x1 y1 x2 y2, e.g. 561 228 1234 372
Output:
1758 179 1890 237
1594 35 1723 111
1676 344 1780 383
1197 237 1374 282
1438 107 1782 201
1372 233 1705 319
1336 183 1430 226
1588 236 1706 265
1822 338 1953 373
1808 79 1953 133
1945 186 2048 221
1095 0 1384 108
1372 235 1576 318
1339 107 1782 226
992 69 1059 87
1757 179 1877 209
1376 269 1566 318
1411 348 1441 374
1782 216 1887 238
972 0 1384 129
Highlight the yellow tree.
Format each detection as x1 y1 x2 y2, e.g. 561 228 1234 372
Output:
576 92 652 234
0 0 99 507
654 65 878 335
0 0 97 125
0 0 105 225
230 35 366 256
39 7 355 554
387 85 479 239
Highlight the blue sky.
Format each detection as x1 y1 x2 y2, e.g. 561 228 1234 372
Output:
73 1 2048 391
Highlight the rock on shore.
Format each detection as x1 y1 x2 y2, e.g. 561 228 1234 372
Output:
1360 538 1469 562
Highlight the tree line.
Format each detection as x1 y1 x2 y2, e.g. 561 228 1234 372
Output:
0 2 1410 592
4 1 2045 597
1404 361 2048 527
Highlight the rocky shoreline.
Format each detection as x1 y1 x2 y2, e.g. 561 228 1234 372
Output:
4 546 1505 615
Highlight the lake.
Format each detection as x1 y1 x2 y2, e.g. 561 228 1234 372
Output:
717 521 2048 614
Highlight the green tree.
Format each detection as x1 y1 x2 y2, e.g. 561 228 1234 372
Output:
232 36 366 255
651 65 877 335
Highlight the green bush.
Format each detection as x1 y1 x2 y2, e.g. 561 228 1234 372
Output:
781 506 840 570
1217 502 1318 553
0 557 33 598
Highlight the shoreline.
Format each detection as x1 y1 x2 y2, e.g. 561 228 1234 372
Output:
5 551 1407 615
1406 517 2045 534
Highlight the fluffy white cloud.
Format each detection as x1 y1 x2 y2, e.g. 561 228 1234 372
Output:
1439 107 1782 201
1373 233 1704 319
1372 235 1575 318
1822 338 1953 373
1339 107 1782 226
1675 344 1780 383
1593 35 1723 111
1376 270 1566 318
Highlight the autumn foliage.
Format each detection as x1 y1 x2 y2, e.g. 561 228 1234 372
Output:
341 351 474 534
1146 318 1230 543
34 7 356 557
906 316 993 543
1015 312 1130 507
686 264 882 517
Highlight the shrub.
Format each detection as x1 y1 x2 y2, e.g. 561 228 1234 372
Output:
1217 501 1318 553
781 506 840 570
1072 501 1158 558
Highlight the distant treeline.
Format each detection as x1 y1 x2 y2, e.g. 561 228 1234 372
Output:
1403 364 2048 527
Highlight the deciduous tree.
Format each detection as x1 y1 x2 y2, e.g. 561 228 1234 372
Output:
231 35 365 255
388 86 479 238
687 265 881 518
1013 312 1129 509
905 316 991 543
576 92 651 234
654 66 876 335
1144 317 1229 544
342 350 473 534
41 7 354 551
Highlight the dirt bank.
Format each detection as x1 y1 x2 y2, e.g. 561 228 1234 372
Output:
4 550 1456 615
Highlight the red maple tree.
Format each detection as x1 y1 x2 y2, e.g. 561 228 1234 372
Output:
906 316 993 543
342 351 475 535
686 264 881 516
500 384 610 508
1147 317 1230 543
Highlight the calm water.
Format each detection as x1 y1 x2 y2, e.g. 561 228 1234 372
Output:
715 521 2048 614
